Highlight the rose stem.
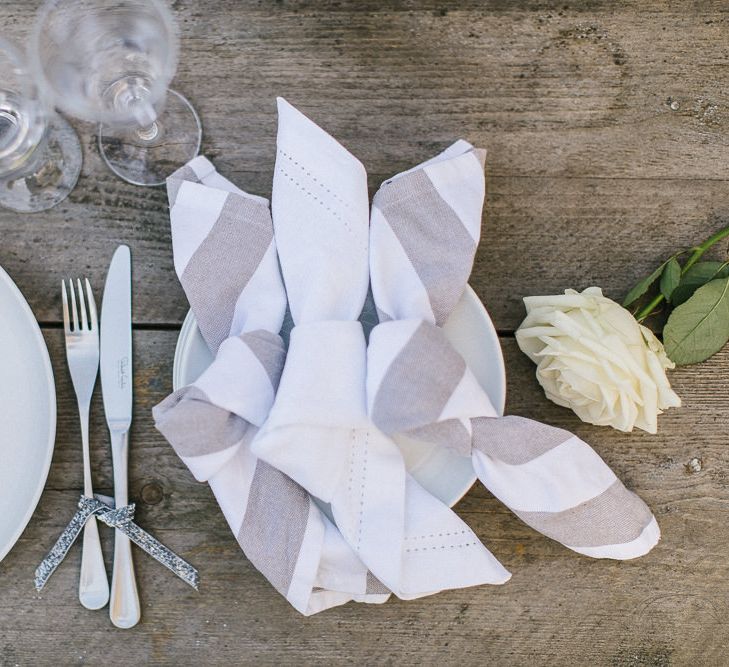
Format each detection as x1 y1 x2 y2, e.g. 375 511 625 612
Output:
635 223 729 323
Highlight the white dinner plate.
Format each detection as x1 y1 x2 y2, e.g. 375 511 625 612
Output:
0 266 56 563
173 285 505 507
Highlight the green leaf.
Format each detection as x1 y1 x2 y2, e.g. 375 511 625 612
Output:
671 261 729 306
663 276 729 365
660 257 682 301
623 260 669 307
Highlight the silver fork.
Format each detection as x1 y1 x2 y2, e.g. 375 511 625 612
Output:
62 278 110 610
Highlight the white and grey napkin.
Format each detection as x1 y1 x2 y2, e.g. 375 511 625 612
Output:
251 99 510 599
153 157 388 615
366 141 660 560
154 104 655 618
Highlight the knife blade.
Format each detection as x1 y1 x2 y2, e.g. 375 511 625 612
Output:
101 245 132 428
100 244 140 629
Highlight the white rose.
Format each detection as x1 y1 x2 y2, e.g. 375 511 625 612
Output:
515 287 681 434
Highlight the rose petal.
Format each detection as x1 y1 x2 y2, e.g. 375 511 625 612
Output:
517 286 679 434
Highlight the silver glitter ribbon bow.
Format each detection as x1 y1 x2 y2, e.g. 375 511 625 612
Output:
35 495 199 591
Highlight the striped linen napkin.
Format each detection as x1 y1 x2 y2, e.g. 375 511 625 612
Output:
366 141 660 560
251 98 510 599
153 156 390 615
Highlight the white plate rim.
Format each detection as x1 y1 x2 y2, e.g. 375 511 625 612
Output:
0 266 56 563
172 285 505 507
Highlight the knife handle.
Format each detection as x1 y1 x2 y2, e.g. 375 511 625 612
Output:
109 428 141 628
110 532 140 628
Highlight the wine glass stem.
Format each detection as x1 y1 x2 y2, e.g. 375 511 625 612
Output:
136 122 159 142
18 127 52 180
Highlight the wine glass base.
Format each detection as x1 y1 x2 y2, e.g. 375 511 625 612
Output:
99 89 202 187
0 114 82 213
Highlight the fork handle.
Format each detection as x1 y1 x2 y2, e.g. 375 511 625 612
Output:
109 428 141 628
78 406 109 610
79 516 110 609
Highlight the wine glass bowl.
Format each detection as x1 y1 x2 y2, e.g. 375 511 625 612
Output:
31 0 201 187
32 0 176 127
0 42 44 175
0 37 82 212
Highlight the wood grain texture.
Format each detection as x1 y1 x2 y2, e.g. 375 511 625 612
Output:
1 1 729 329
1 330 728 666
1 1 728 664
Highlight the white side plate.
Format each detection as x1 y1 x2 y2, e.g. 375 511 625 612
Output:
0 266 56 563
173 285 505 507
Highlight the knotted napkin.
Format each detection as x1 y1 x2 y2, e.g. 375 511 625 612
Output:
252 98 510 599
153 157 389 615
366 141 660 560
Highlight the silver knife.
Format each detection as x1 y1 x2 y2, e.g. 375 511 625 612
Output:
100 245 141 629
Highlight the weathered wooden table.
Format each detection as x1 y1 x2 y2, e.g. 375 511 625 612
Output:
1 1 728 665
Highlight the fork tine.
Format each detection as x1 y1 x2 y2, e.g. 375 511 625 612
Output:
61 280 71 333
85 278 97 331
69 278 79 332
77 278 89 330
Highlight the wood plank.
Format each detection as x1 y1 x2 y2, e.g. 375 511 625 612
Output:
1 1 729 328
1 328 727 664
3 172 728 333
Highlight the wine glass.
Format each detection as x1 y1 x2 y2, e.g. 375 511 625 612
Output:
0 37 82 212
31 0 202 187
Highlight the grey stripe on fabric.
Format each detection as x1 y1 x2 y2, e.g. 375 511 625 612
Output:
180 192 274 353
407 419 472 457
515 480 654 548
167 165 201 206
471 416 575 465
152 386 251 458
373 169 476 326
241 330 286 388
238 461 310 597
371 321 466 435
365 572 390 595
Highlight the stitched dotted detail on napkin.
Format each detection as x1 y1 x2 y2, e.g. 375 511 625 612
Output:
346 429 369 551
278 149 352 210
357 430 369 549
405 530 471 541
277 165 355 237
405 542 480 553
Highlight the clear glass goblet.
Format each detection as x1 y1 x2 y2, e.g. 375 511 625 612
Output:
31 0 202 187
0 37 82 212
